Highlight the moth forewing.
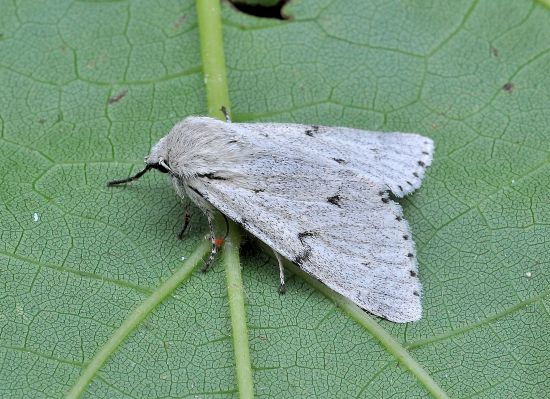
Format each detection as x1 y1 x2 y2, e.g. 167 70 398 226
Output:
107 116 433 323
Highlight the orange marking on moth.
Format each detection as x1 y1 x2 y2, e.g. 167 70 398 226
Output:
214 237 225 248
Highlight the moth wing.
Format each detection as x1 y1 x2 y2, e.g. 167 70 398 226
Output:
232 122 434 197
190 156 423 322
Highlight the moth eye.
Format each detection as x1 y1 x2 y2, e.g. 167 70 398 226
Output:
154 160 171 174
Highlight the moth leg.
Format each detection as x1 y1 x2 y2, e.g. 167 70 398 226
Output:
220 106 231 123
201 213 221 272
177 204 192 240
274 250 286 294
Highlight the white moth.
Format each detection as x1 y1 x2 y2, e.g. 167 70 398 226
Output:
108 115 434 323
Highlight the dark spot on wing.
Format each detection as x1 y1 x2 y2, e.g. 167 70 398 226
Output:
189 186 207 199
406 181 413 186
422 151 429 155
327 195 342 207
413 172 419 178
502 82 514 92
227 140 238 144
381 197 389 204
409 270 417 277
396 216 402 221
417 160 425 167
332 158 347 164
398 185 403 192
413 291 420 296
407 253 414 258
403 235 409 240
197 172 228 180
298 231 317 244
253 188 265 193
294 248 311 266
305 125 319 137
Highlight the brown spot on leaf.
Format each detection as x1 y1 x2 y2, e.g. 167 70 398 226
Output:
108 90 128 105
173 15 187 31
502 82 514 93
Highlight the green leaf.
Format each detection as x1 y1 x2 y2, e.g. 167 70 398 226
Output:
1 0 549 398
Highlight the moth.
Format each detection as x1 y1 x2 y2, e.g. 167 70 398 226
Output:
108 114 434 323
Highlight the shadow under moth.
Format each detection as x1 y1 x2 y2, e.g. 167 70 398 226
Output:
108 115 434 323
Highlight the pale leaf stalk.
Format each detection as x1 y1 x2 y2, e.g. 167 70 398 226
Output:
196 0 255 398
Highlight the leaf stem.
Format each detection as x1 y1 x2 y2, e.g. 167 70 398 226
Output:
196 0 231 120
222 222 254 399
196 1 254 398
65 240 211 399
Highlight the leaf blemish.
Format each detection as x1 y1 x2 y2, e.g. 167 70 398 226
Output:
108 90 128 105
228 0 291 20
502 82 514 93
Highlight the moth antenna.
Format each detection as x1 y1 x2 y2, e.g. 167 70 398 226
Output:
106 165 152 187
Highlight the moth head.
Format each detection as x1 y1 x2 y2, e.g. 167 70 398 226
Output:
145 136 173 174
106 135 174 187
